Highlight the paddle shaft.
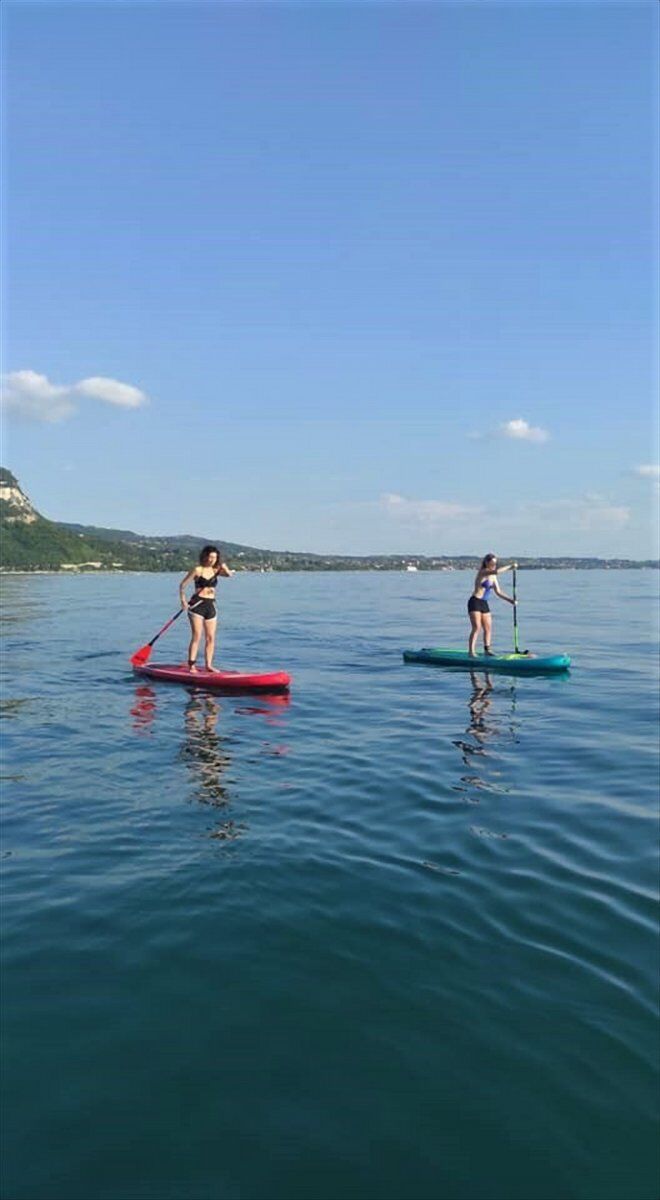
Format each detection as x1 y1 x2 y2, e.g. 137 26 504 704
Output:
512 568 519 653
130 608 186 665
147 608 184 648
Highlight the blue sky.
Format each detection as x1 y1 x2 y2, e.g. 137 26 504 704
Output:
2 0 658 557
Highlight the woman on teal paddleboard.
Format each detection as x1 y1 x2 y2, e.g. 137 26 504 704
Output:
467 553 517 657
179 545 233 672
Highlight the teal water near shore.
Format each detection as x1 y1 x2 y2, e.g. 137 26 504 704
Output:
1 570 659 1200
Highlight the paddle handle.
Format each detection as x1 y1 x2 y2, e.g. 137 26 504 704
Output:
512 568 519 653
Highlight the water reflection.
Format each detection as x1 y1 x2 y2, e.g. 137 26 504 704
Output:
0 578 40 627
181 693 232 808
131 686 158 733
130 684 290 842
0 698 34 720
451 671 519 803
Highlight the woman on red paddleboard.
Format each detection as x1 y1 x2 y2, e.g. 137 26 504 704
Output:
467 554 517 657
179 545 233 672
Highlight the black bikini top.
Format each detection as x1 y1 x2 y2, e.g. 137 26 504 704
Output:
194 572 220 590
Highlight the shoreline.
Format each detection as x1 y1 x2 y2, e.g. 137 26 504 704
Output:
1 564 658 576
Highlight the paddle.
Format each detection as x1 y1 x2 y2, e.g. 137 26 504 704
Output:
513 567 519 652
130 608 185 667
512 567 530 655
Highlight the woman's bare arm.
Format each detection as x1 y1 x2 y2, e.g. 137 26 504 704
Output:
179 567 197 606
493 579 515 604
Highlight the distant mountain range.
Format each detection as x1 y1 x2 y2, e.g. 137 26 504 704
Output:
1 468 657 572
0 468 302 571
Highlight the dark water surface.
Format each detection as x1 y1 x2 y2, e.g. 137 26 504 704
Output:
1 570 658 1200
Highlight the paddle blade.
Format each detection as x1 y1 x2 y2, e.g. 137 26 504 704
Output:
130 644 153 667
130 608 184 667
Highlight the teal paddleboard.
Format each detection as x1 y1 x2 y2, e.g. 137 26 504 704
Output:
403 647 571 674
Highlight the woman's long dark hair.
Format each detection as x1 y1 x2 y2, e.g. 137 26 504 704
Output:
199 544 221 565
480 553 496 570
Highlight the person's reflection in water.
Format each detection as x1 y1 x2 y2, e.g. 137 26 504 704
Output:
452 671 517 802
131 685 291 841
467 670 495 748
130 684 238 837
181 692 292 838
181 694 236 821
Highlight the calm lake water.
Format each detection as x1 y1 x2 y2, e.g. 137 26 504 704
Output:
1 570 658 1200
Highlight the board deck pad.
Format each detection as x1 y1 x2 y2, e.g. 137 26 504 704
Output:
134 663 291 691
403 648 571 674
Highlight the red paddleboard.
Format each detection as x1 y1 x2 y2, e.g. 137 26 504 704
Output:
134 663 291 692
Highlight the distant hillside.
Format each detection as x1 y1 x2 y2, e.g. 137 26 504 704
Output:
1 469 658 572
0 470 333 571
59 522 274 558
0 469 158 570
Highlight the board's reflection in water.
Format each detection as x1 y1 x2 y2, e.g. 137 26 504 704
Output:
130 685 291 841
131 685 158 733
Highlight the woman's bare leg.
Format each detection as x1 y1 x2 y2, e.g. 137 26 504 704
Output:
482 612 493 653
203 617 218 670
187 613 203 669
468 612 482 655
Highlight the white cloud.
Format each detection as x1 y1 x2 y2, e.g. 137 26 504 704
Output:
468 417 550 444
379 491 629 539
328 486 642 555
0 370 75 422
522 494 630 533
500 418 549 443
633 464 660 479
381 493 484 525
73 377 147 408
1 369 149 422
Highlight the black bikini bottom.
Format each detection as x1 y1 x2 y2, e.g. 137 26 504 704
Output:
189 597 217 620
467 596 490 615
